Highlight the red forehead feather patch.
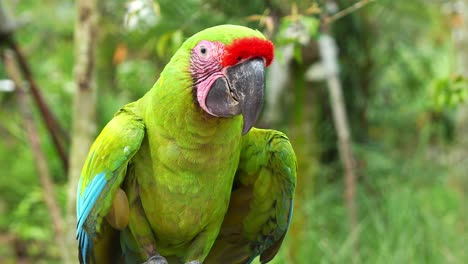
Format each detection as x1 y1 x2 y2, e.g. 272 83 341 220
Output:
222 37 274 67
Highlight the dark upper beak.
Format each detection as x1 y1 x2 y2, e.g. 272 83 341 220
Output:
205 58 265 135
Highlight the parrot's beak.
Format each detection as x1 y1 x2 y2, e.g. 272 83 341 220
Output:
206 58 265 135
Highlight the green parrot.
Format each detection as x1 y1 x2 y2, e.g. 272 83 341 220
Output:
76 24 297 264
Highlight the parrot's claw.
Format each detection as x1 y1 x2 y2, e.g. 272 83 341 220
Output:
142 254 169 264
185 261 201 264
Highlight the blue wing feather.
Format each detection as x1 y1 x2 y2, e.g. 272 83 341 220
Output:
76 172 108 263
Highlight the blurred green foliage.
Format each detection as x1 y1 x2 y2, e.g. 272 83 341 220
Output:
432 75 468 111
1 0 467 263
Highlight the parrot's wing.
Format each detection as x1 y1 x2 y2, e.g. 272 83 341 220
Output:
76 106 145 263
206 128 297 264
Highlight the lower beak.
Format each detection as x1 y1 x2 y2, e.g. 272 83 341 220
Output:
205 58 265 135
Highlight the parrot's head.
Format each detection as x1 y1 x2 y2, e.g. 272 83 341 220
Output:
177 25 274 135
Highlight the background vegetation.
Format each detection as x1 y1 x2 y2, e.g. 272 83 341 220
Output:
0 0 467 263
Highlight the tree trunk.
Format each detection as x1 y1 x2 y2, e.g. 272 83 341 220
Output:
0 0 15 36
3 50 68 264
319 33 359 262
65 0 99 262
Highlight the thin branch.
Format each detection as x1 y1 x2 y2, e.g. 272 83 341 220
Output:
324 0 376 25
5 36 70 171
3 49 68 264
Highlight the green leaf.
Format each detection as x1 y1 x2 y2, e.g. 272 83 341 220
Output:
293 44 303 64
302 16 319 37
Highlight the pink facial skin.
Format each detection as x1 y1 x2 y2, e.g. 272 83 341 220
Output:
190 40 226 116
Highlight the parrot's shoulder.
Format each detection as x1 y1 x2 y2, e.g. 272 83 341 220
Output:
81 106 145 181
239 128 297 184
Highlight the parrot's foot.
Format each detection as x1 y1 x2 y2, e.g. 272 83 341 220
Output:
142 254 168 264
185 261 201 264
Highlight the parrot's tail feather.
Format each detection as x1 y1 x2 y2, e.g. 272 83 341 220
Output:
78 229 91 264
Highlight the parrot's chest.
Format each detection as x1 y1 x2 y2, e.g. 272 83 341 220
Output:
132 132 241 243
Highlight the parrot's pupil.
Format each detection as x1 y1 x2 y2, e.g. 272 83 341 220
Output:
201 47 207 54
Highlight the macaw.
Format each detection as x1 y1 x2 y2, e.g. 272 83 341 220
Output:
76 24 297 264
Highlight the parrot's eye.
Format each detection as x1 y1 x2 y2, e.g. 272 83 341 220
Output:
192 40 223 63
199 46 209 57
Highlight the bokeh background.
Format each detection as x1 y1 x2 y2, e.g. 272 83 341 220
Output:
0 0 467 263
